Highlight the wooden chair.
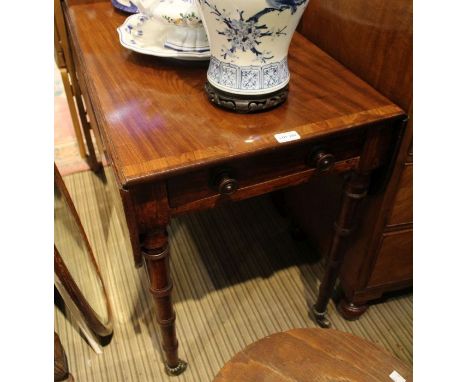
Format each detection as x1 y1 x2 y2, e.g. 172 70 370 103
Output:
214 329 412 382
54 164 113 353
54 332 75 382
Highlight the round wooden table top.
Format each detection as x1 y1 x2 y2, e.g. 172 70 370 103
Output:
214 329 412 382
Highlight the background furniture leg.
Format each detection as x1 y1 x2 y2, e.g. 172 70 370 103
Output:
72 81 101 173
55 0 101 173
59 68 86 159
313 172 370 328
142 230 187 376
338 298 369 320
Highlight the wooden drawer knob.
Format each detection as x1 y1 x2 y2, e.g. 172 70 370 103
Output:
213 171 239 195
309 149 335 172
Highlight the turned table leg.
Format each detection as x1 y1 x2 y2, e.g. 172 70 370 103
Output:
142 229 187 376
313 171 370 328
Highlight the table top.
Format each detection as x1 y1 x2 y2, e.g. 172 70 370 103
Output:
65 1 404 187
214 328 412 382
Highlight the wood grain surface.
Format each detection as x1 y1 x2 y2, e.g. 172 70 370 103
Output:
299 0 413 112
214 328 412 382
65 1 403 187
367 229 413 287
387 164 413 227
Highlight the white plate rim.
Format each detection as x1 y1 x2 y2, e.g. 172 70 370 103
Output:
117 14 210 61
111 0 138 14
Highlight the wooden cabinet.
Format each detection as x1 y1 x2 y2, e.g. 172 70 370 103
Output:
285 0 413 319
387 164 413 227
368 229 413 287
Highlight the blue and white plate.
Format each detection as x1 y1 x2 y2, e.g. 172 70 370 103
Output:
117 14 210 61
111 0 138 14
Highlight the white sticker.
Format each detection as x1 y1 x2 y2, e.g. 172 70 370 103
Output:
389 370 406 382
274 131 301 143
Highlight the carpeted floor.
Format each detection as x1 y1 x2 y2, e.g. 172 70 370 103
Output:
54 167 413 382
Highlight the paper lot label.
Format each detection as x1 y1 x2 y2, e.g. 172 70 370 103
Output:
274 131 301 143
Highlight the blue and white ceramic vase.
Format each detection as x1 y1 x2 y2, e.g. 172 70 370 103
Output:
197 0 309 112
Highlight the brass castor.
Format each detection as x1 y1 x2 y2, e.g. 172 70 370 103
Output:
165 360 188 376
312 307 331 329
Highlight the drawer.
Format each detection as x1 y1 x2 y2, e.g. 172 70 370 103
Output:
387 164 413 226
368 229 413 287
167 131 365 213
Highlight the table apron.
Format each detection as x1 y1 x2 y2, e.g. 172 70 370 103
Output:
170 157 359 216
167 130 366 213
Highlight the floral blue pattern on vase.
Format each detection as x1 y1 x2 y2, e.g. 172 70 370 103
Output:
197 0 309 95
208 57 289 92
